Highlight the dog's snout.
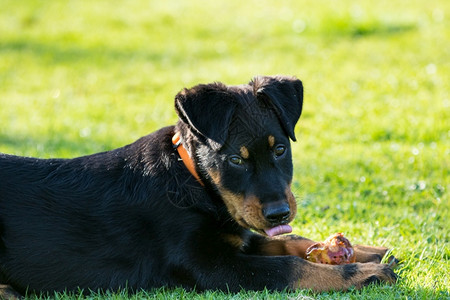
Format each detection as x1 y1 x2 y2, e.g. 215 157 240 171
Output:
262 201 290 224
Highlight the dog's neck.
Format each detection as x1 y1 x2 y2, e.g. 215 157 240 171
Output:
172 132 204 186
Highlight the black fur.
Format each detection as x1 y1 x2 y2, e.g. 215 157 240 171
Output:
361 275 382 286
341 264 359 281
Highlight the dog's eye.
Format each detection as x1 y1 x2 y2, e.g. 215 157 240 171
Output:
229 155 244 166
274 145 286 157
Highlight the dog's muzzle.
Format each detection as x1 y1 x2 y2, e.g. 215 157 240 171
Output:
262 201 292 237
262 200 291 224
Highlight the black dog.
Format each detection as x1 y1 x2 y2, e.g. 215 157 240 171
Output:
0 76 396 297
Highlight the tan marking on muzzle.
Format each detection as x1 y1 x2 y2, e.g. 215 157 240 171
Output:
207 169 222 186
285 183 297 222
220 189 248 228
242 194 266 230
218 182 297 232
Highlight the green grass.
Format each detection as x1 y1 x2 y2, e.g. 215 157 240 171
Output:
0 0 449 299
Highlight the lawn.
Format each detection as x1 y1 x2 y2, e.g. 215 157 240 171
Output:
0 0 448 299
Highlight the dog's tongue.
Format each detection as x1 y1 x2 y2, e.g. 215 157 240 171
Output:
264 225 292 237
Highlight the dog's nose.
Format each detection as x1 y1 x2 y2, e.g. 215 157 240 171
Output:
262 201 290 224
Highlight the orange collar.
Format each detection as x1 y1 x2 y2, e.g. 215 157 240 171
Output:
172 132 204 186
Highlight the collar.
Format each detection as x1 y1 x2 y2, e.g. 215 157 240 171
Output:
172 132 204 186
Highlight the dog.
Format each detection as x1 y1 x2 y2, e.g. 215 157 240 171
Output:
0 75 396 298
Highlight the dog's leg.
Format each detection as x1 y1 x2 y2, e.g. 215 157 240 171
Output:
247 234 396 264
190 254 396 292
353 245 399 266
293 260 397 292
246 234 315 258
0 285 23 300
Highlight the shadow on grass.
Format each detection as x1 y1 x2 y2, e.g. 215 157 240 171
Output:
351 24 416 38
0 133 116 158
0 39 170 65
319 19 417 39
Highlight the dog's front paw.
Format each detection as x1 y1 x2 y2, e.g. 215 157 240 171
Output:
344 263 398 289
353 245 399 266
296 260 397 292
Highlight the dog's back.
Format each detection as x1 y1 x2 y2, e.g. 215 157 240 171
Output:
0 127 211 293
0 154 64 188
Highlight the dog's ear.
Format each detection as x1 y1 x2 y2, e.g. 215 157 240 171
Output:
252 75 303 141
175 83 237 147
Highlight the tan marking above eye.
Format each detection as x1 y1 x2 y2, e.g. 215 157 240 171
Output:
268 135 275 147
240 146 249 159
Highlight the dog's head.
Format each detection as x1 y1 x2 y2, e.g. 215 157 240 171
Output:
175 75 303 236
